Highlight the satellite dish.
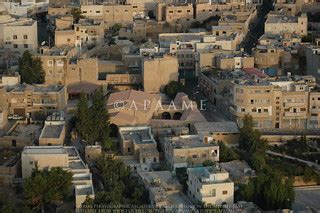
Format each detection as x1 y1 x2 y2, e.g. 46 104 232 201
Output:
41 41 46 46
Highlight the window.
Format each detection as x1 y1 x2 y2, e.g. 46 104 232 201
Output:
29 161 33 165
24 44 28 48
223 190 228 195
169 11 173 13
13 35 17 39
96 11 100 13
241 108 245 112
23 35 28 39
202 154 207 158
153 158 157 162
13 44 18 48
67 38 71 42
192 155 197 159
128 147 131 153
143 158 146 163
47 60 53 66
264 109 268 113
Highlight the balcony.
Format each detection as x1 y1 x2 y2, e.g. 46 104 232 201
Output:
283 112 307 117
283 102 306 107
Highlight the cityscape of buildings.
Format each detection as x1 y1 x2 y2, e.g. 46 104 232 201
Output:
0 0 320 212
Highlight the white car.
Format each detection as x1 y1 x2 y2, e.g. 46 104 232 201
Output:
8 114 24 120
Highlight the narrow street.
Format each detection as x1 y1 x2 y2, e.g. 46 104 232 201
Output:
240 0 274 53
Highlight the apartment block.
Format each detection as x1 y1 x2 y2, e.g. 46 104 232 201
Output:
1 84 67 118
163 134 219 171
214 52 254 70
187 166 234 206
264 13 307 36
39 46 71 85
164 3 194 26
119 126 159 171
21 146 95 209
81 4 133 26
2 18 38 54
230 74 318 130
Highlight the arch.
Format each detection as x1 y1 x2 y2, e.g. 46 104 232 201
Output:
109 123 118 137
173 112 182 120
161 112 171 120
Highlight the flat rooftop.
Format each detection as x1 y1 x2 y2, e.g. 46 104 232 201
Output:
40 124 64 138
8 123 42 139
266 15 298 24
75 185 94 195
121 128 155 144
169 135 218 149
23 146 66 155
194 122 239 133
9 84 64 93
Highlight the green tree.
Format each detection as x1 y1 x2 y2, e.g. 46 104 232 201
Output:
18 50 45 84
90 87 110 145
76 93 90 142
218 141 239 162
71 8 84 23
24 168 73 212
76 87 112 147
203 160 215 167
81 155 147 209
163 81 185 99
239 115 268 171
239 170 294 210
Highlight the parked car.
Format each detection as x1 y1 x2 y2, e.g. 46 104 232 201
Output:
8 114 24 120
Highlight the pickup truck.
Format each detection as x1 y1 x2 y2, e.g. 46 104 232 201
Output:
8 114 24 120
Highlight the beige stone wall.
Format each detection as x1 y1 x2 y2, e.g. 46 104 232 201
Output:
3 20 38 54
21 153 69 178
188 170 234 205
165 4 194 26
142 55 179 93
211 133 239 146
48 7 72 17
39 125 66 146
41 55 68 85
56 16 73 30
103 5 133 25
55 30 76 47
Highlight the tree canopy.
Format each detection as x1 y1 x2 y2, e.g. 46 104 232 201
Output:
71 8 84 23
24 168 73 212
76 87 112 149
237 115 295 210
163 81 185 99
81 156 147 209
239 115 268 171
218 141 239 162
238 170 294 210
18 50 45 84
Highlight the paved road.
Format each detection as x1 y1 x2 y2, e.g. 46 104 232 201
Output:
266 150 320 172
184 79 229 122
293 186 320 211
240 0 274 53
